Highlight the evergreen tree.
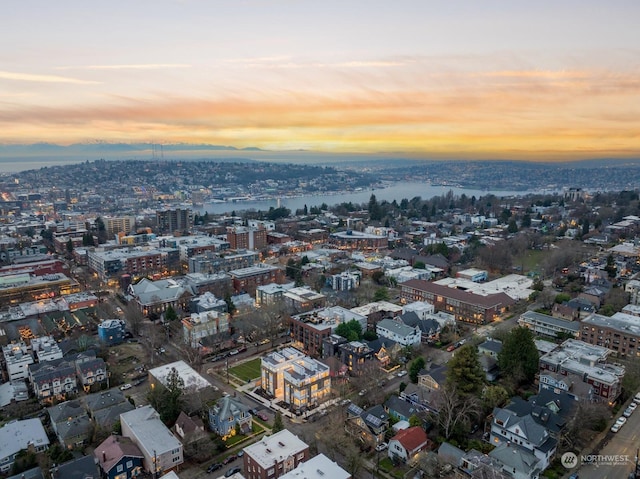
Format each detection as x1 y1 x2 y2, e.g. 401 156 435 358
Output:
409 356 426 383
446 344 485 395
498 327 539 386
273 411 284 432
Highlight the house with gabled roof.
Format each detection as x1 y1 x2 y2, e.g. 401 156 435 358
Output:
48 399 92 449
95 434 144 479
376 318 421 347
120 405 183 475
345 403 389 447
174 411 206 444
0 419 49 473
75 355 107 392
489 442 543 479
489 406 557 471
29 358 77 402
51 454 101 479
84 389 135 430
388 426 429 463
384 395 422 422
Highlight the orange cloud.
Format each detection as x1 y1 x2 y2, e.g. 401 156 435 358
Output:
1 66 638 160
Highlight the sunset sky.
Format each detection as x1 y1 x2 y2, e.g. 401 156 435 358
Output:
2 0 639 160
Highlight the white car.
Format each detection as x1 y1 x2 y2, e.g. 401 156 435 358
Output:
375 442 388 452
624 407 634 418
634 392 640 404
629 402 638 412
120 383 132 391
611 416 627 432
397 370 407 378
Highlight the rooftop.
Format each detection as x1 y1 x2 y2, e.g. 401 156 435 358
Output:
279 453 350 479
148 360 211 391
582 311 640 336
120 405 182 456
243 429 308 469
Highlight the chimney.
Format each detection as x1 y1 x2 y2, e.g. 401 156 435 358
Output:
102 451 106 462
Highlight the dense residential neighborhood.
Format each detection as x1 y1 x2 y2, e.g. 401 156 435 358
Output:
2 160 640 479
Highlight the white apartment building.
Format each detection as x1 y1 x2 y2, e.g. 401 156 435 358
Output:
31 336 63 362
261 348 331 412
2 342 33 381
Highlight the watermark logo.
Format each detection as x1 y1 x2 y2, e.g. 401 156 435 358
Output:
561 452 578 469
561 452 632 469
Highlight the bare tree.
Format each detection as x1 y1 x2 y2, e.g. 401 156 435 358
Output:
430 383 481 439
560 400 610 450
124 302 144 337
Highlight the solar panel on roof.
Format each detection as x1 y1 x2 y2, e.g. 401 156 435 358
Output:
365 414 383 427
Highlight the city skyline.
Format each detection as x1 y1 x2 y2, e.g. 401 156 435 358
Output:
2 0 639 161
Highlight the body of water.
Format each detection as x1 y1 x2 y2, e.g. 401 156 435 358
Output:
195 182 548 215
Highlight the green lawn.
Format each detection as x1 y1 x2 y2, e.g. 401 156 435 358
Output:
515 249 546 274
229 358 262 382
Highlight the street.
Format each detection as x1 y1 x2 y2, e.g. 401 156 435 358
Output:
571 405 640 479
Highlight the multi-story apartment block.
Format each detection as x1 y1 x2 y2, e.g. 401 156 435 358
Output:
2 342 33 381
538 339 624 402
518 311 580 339
580 311 640 357
229 263 284 296
182 310 230 348
188 249 259 274
290 307 367 357
243 429 310 479
283 287 326 313
182 272 232 298
120 406 183 475
103 216 135 237
189 291 228 314
256 282 295 306
156 208 193 234
297 228 329 244
75 356 107 392
328 271 361 291
0 272 79 304
261 348 331 412
29 359 78 402
400 279 515 325
88 247 181 282
227 226 267 251
176 235 230 261
328 230 388 251
30 336 63 362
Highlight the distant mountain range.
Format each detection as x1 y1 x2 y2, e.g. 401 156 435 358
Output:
0 142 639 169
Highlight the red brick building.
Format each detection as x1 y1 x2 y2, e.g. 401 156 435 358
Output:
400 279 515 325
243 429 309 479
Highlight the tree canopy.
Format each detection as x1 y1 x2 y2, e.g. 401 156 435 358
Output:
335 319 363 342
446 344 485 395
498 327 539 386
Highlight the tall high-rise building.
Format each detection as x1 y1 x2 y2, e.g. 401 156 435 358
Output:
103 216 135 237
156 208 193 234
226 225 267 250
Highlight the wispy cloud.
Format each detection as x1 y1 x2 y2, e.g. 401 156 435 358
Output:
57 63 191 70
0 71 98 84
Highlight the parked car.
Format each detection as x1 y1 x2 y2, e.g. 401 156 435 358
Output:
225 466 242 477
634 392 640 404
624 407 634 418
611 416 627 432
207 463 222 473
237 451 244 458
257 412 269 421
222 455 237 465
120 383 132 391
446 343 457 352
396 370 407 378
375 442 388 452
629 401 638 412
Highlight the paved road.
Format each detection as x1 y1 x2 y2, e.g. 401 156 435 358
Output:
571 406 640 479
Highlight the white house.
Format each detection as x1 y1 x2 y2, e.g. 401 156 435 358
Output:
388 426 429 463
0 419 50 473
376 318 421 347
120 406 183 475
